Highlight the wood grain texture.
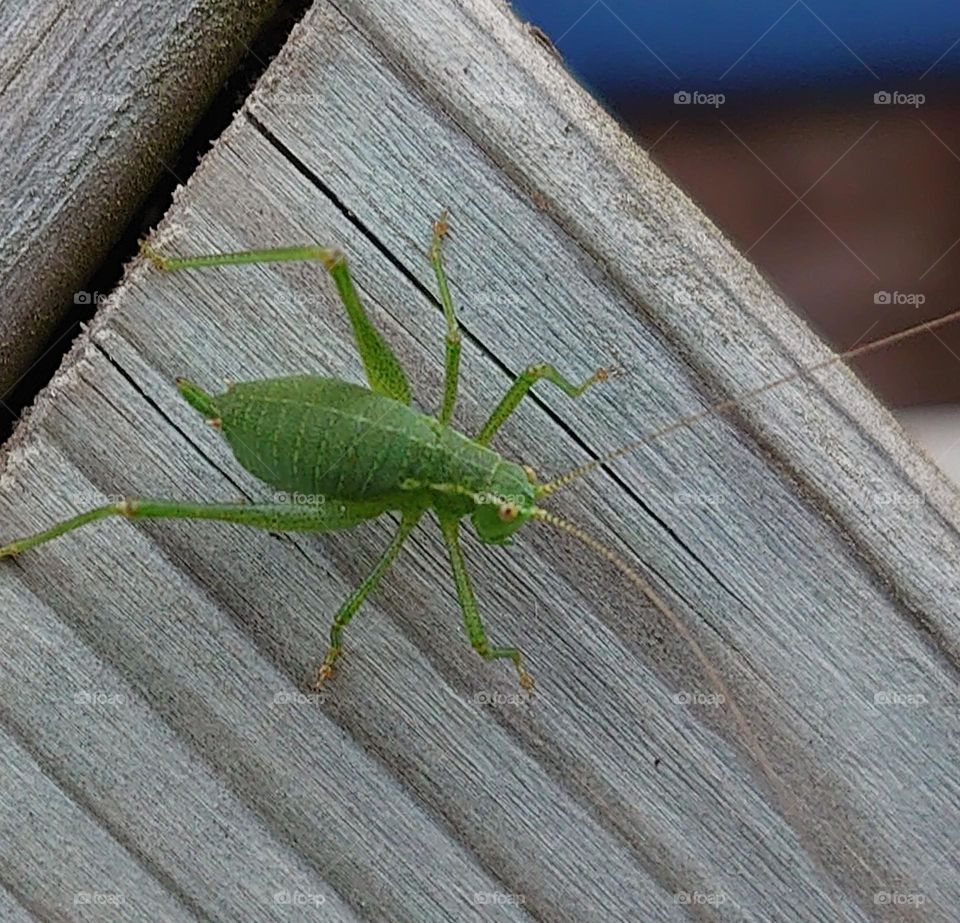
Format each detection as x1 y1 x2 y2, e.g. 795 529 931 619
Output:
0 0 278 400
1 0 958 920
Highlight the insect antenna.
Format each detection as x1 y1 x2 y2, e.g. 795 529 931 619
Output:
537 306 960 499
532 506 784 795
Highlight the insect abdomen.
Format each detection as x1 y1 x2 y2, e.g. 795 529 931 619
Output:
211 376 501 501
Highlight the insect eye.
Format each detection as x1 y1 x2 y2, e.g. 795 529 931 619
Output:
497 502 518 522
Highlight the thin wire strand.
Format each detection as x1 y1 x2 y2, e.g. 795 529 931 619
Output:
538 306 960 497
533 507 786 799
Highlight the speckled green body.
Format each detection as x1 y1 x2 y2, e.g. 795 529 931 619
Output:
213 375 533 514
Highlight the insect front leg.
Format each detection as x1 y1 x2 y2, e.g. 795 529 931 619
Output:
313 509 423 689
141 241 411 405
475 362 614 446
437 515 533 690
428 209 462 425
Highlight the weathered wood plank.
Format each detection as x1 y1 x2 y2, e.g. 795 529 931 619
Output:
246 5 960 914
0 726 199 921
0 881 40 922
0 0 278 401
1 0 958 920
0 570 366 921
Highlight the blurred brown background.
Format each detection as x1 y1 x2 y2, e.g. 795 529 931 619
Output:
632 100 960 408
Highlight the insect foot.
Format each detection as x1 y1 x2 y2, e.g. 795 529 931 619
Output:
139 240 171 270
428 207 451 262
519 671 535 692
595 362 624 383
433 208 450 240
311 658 337 691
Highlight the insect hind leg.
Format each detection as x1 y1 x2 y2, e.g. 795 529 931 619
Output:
141 240 412 405
0 495 390 558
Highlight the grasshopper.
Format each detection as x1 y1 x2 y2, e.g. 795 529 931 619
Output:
1 212 955 707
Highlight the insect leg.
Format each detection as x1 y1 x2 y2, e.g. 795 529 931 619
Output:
0 496 390 558
141 241 411 405
475 363 612 445
313 509 423 688
428 210 462 425
438 515 533 689
324 252 411 405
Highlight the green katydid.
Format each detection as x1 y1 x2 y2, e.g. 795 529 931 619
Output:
1 211 956 712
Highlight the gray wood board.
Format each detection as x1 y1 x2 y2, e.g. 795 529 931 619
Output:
0 0 278 400
1 0 958 920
